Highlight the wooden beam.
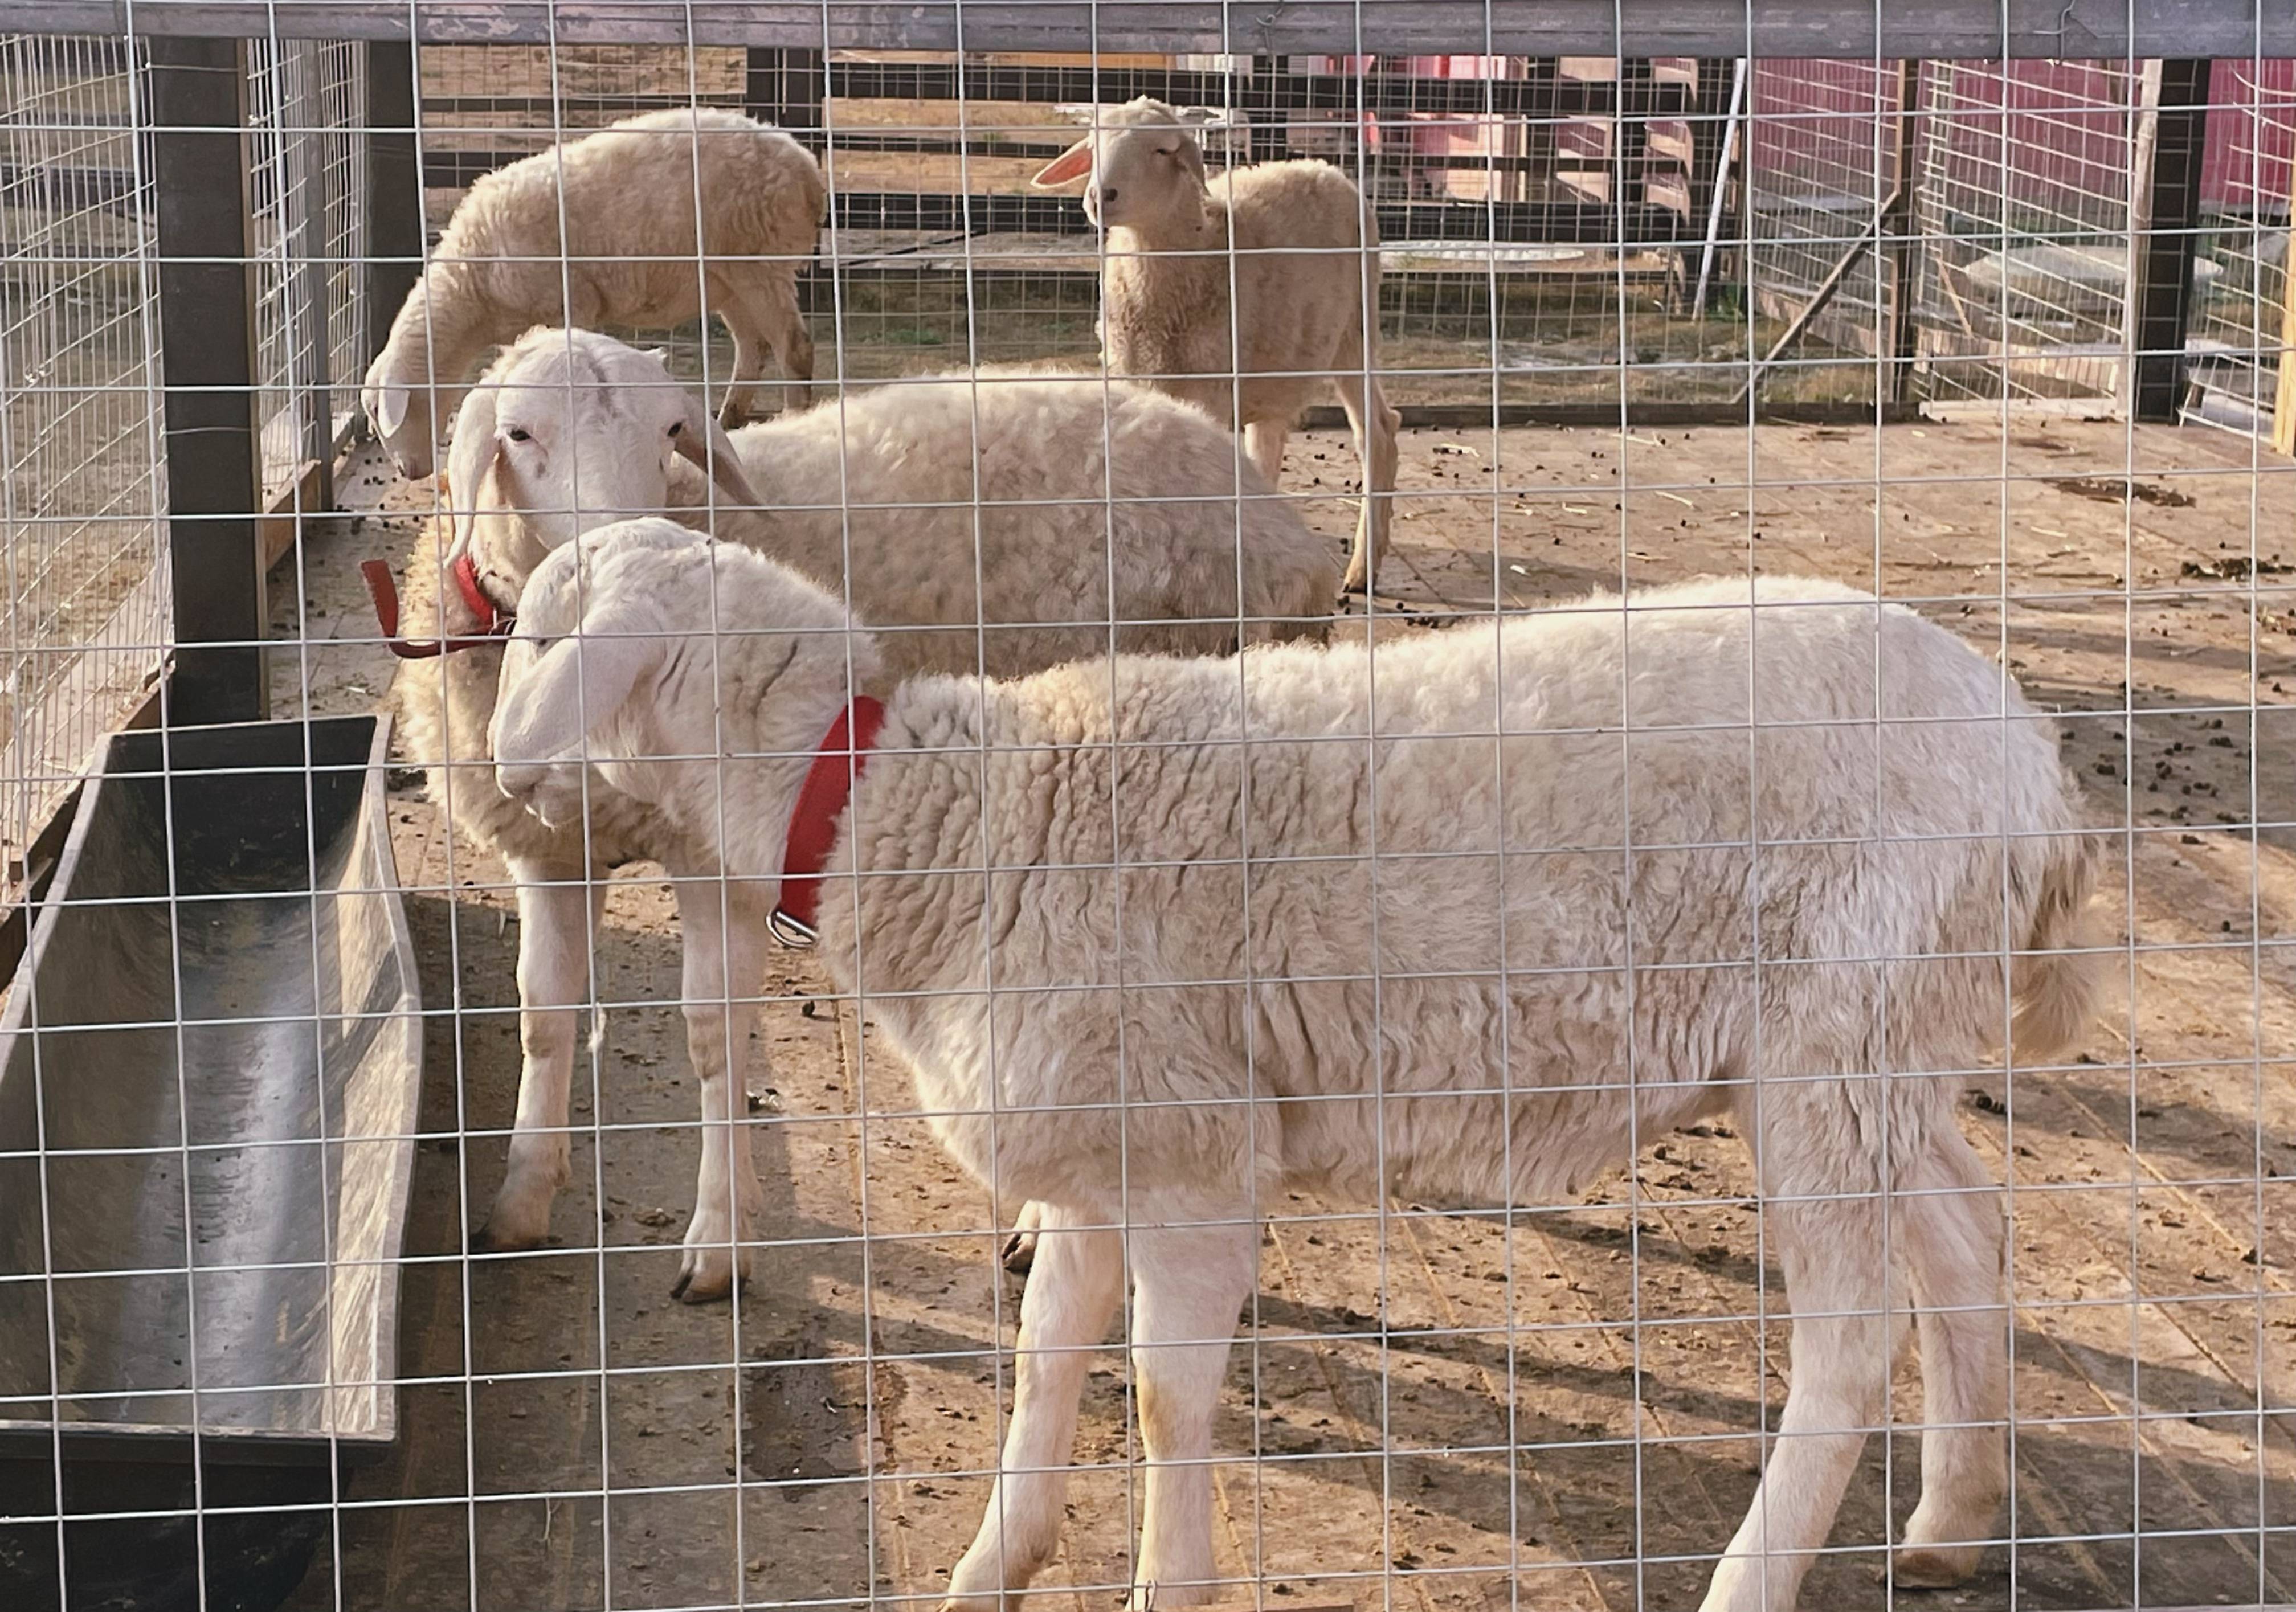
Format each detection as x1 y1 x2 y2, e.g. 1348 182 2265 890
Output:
8 0 2290 59
150 34 267 725
1886 60 1925 403
365 39 423 365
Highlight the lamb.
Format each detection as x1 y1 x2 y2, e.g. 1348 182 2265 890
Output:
361 108 824 480
492 521 2105 1612
1034 98 1402 594
387 328 1340 1301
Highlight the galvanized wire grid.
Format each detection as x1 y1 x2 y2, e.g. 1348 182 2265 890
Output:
0 33 167 904
0 12 2292 1612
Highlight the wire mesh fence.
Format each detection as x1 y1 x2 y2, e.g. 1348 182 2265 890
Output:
3 13 2296 1612
2185 64 2295 436
0 32 166 912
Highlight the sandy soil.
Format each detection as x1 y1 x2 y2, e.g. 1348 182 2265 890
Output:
271 410 2296 1612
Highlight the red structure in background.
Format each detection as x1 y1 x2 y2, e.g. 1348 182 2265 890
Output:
1285 56 2293 220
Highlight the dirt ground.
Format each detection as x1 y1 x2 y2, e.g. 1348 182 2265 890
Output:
270 406 2296 1612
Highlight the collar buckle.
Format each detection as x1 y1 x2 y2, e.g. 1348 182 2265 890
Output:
767 906 819 950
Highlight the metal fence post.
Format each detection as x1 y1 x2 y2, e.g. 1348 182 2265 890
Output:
2130 59 2211 422
364 39 422 376
150 35 267 725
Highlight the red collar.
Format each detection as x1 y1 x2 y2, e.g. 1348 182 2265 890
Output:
359 551 517 658
769 697 886 947
453 551 514 635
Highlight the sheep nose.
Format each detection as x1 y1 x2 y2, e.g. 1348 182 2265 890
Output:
1098 186 1118 206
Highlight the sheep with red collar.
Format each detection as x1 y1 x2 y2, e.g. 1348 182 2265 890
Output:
361 107 823 481
493 517 2103 1612
386 328 1339 1300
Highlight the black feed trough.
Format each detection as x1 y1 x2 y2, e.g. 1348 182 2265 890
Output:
0 717 420 1611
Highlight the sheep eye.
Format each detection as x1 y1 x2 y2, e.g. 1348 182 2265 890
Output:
667 420 684 437
506 427 531 443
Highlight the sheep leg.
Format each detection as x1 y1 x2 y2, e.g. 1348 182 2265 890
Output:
1893 1128 2008 1588
714 277 811 425
755 275 815 416
707 279 781 431
1334 368 1400 595
1242 420 1288 489
999 1198 1045 1278
943 1204 1125 1612
474 865 609 1251
1126 1216 1258 1610
668 871 772 1304
1701 1183 1896 1612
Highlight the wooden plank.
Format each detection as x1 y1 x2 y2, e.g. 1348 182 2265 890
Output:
9 0 2291 60
419 64 1690 119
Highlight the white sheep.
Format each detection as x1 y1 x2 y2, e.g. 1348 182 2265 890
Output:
1034 98 1402 594
493 522 2105 1612
362 108 823 480
388 328 1340 1300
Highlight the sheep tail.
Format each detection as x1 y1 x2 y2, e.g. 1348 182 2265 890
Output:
2009 825 2106 1064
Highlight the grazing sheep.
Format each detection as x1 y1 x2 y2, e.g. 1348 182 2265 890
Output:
1034 98 1402 594
494 523 2104 1612
362 108 823 480
387 329 1339 1300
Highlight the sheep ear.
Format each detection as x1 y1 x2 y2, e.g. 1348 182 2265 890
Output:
1031 138 1095 188
492 609 663 772
443 384 499 560
1175 105 1243 129
674 392 765 509
373 380 411 442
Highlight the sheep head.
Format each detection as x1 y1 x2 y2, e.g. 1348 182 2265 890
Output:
492 518 880 835
363 350 444 481
443 328 762 575
1030 97 1240 232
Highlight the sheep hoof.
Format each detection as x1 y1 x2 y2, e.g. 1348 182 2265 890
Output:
672 1252 742 1305
469 1218 542 1255
999 1229 1037 1278
1887 1546 1982 1589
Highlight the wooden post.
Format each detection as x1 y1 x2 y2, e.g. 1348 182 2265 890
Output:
1615 57 1653 239
746 47 824 151
150 35 267 725
363 39 422 370
1248 53 1290 165
1886 59 1925 403
2129 59 2211 422
1686 58 1736 232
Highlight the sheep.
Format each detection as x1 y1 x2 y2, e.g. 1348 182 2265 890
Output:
1033 97 1402 594
386 328 1341 1301
361 108 823 480
492 522 2105 1612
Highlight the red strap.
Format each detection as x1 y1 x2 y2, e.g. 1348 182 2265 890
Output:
454 551 513 635
771 697 886 944
359 554 516 659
